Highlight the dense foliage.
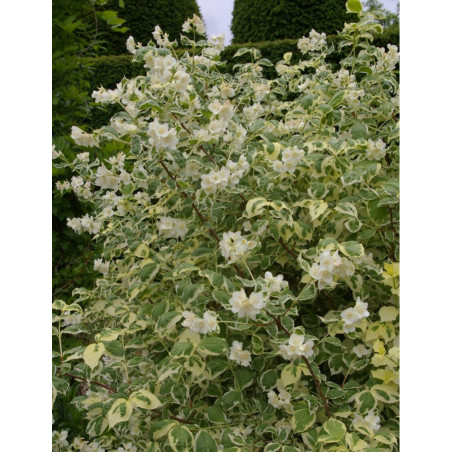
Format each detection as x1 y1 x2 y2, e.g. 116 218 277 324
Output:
231 0 353 44
82 27 399 130
53 1 399 450
93 0 202 55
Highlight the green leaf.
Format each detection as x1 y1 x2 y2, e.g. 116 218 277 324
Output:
319 419 347 443
235 367 254 389
298 283 317 304
149 420 177 440
168 425 194 451
195 430 218 452
170 341 195 358
139 262 160 282
107 398 133 428
198 337 228 356
300 94 314 109
103 340 124 357
321 337 342 355
222 390 241 411
205 406 228 424
350 122 367 140
339 241 364 257
292 403 316 433
356 391 377 414
259 369 278 390
346 0 363 14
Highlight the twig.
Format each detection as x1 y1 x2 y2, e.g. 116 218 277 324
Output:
64 372 117 393
171 113 217 166
277 238 298 260
264 310 331 418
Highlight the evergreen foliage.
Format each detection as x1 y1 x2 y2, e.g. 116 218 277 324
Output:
231 0 354 44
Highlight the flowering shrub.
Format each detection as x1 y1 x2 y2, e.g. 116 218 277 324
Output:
52 1 399 450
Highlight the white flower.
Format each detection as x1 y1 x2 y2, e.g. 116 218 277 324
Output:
52 144 61 159
157 217 188 239
71 126 98 147
354 298 369 319
366 139 387 160
219 231 256 263
148 119 179 150
264 272 288 294
352 344 372 358
126 36 137 54
280 334 315 360
52 430 69 447
341 307 361 326
267 389 292 410
95 165 119 191
229 289 266 320
352 411 381 432
229 341 252 366
94 259 110 276
182 311 218 334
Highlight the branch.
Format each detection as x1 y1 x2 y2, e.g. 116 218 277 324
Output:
171 113 218 167
264 310 331 418
64 373 117 393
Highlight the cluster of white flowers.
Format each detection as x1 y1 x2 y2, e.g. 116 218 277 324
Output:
280 333 315 360
71 126 98 147
219 231 256 263
92 85 122 104
182 14 206 35
52 430 69 448
297 29 327 53
201 155 249 194
55 180 71 192
182 311 218 334
204 35 226 58
345 87 366 107
52 144 61 160
111 117 138 136
67 214 101 235
61 312 82 327
229 289 266 320
263 271 288 294
208 98 235 122
184 159 202 179
243 102 265 122
152 25 171 47
272 146 306 174
95 165 119 191
366 139 387 160
147 119 179 150
340 298 370 333
156 217 188 239
309 250 355 289
352 343 372 358
374 44 399 72
144 52 178 84
125 36 141 54
352 411 381 432
333 68 356 89
268 389 292 410
229 341 252 366
94 259 110 276
71 176 92 199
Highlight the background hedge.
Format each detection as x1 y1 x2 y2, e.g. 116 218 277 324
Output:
83 25 399 129
231 0 355 44
93 0 202 55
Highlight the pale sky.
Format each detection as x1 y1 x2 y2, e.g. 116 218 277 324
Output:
197 0 399 45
